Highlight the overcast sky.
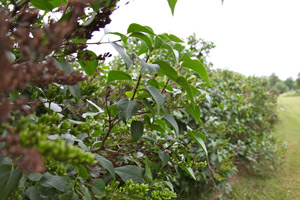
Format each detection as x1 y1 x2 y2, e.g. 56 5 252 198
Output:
94 0 300 80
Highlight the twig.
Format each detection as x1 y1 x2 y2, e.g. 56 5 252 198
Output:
131 74 142 100
11 0 30 17
161 79 170 93
206 157 219 190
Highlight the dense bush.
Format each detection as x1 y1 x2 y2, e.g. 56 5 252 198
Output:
0 1 283 199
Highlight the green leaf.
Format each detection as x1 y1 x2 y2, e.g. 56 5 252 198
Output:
140 59 160 74
187 131 207 156
79 184 92 200
78 50 98 76
77 165 89 180
115 165 145 184
181 58 210 83
167 0 178 15
68 84 81 98
82 12 97 26
154 36 163 49
92 178 106 199
176 76 195 105
147 79 159 89
164 181 174 192
125 91 134 98
0 164 22 200
146 86 164 112
137 41 149 55
163 114 179 135
95 154 116 179
186 106 201 123
30 0 54 11
117 99 138 123
129 32 152 51
181 166 196 180
91 0 102 11
158 150 170 167
143 99 155 117
94 130 105 137
173 43 185 53
131 121 144 142
27 173 43 182
107 70 131 84
39 173 72 192
54 60 74 75
167 34 184 43
26 187 41 200
106 31 128 44
49 0 67 8
145 156 153 181
162 43 177 61
110 42 132 67
155 61 178 81
127 23 154 35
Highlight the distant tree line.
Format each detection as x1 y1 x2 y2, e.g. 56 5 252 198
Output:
268 73 300 94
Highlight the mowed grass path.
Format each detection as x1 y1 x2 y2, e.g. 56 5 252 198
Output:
231 95 300 200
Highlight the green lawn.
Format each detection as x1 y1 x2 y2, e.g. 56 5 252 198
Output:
230 95 300 200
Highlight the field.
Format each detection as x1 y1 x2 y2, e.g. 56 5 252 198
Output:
231 95 300 199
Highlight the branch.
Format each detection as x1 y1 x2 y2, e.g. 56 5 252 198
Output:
131 74 142 100
11 0 30 17
161 79 170 94
91 118 120 152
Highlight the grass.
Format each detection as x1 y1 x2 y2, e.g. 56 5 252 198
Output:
230 95 300 200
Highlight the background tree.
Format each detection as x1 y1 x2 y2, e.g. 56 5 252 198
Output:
284 77 295 90
296 72 300 89
269 73 280 87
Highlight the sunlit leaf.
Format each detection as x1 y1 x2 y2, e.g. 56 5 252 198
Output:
167 34 184 43
127 23 154 35
181 58 210 83
30 0 54 11
167 0 178 15
78 50 98 76
129 32 152 51
43 102 62 112
86 99 104 113
106 31 128 44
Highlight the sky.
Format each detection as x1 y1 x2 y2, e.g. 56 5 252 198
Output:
91 0 300 80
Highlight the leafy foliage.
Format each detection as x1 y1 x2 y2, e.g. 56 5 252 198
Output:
0 0 282 199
